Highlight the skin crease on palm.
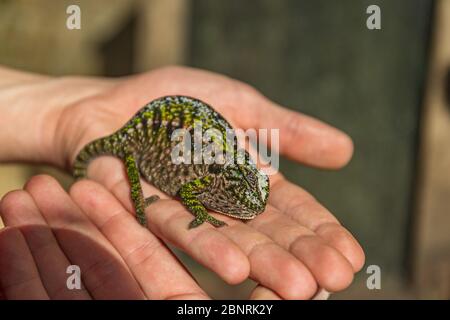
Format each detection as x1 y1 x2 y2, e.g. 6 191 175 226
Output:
0 65 365 299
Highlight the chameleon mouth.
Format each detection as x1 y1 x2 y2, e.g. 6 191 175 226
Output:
213 209 260 220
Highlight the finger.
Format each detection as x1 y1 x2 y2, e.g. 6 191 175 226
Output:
315 223 365 273
117 68 353 169
0 227 49 299
98 164 317 299
233 85 354 169
86 141 317 297
87 156 169 203
161 208 317 299
290 235 354 292
102 174 250 285
147 201 317 299
269 177 365 272
312 288 331 300
0 190 91 299
148 199 250 285
70 179 209 300
249 285 282 300
247 206 354 292
24 175 144 299
81 132 321 297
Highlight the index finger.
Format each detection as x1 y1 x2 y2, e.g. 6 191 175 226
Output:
70 179 210 300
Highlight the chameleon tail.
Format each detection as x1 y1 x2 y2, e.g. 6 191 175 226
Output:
73 134 123 179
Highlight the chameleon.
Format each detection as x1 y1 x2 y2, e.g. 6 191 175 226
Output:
73 95 269 229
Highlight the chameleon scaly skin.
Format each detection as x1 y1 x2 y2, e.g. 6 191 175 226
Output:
73 96 269 228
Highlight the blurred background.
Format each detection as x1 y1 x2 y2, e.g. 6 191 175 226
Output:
0 0 449 299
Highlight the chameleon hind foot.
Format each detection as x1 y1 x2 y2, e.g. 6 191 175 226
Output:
124 153 159 228
135 195 160 226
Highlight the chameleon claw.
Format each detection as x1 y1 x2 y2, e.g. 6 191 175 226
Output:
207 216 228 228
145 195 160 207
137 214 147 227
188 218 205 229
189 216 227 229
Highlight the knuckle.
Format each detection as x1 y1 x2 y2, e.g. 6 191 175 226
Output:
125 239 161 267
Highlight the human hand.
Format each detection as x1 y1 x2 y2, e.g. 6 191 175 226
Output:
0 66 365 299
0 175 210 299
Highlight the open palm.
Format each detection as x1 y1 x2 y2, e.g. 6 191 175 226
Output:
13 66 364 299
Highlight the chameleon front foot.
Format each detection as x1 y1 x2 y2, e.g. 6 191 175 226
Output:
145 195 160 207
188 216 228 229
181 177 227 229
188 218 203 229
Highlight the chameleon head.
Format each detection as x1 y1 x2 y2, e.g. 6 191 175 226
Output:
200 160 270 219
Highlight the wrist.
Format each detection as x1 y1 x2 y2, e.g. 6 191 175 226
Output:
0 66 50 88
0 69 114 168
0 76 55 165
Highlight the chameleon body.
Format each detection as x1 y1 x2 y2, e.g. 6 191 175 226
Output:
73 96 269 228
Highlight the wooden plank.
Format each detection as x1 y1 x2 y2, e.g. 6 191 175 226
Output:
135 0 190 70
412 0 450 299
